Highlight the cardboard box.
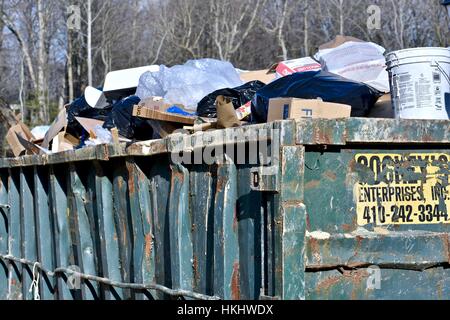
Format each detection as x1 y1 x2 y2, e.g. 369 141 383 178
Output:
269 57 321 78
6 122 36 157
51 132 77 153
239 69 276 84
267 98 351 122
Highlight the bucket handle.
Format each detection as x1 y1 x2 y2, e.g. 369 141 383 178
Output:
387 53 399 69
435 61 450 86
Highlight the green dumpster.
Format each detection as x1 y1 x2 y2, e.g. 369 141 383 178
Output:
0 118 449 300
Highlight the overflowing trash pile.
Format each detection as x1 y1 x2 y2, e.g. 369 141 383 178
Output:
6 36 450 157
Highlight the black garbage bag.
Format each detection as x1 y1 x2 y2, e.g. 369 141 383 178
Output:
251 71 383 123
66 91 112 138
197 80 266 118
103 95 153 140
446 93 450 118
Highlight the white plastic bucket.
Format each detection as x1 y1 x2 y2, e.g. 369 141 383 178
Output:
386 47 450 120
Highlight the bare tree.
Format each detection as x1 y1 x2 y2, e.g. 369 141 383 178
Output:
83 0 106 86
261 0 292 60
212 0 265 61
0 0 448 126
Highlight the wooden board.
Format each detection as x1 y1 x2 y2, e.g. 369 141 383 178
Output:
132 105 197 125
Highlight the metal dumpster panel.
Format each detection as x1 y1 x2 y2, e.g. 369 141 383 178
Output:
0 118 449 300
305 267 450 300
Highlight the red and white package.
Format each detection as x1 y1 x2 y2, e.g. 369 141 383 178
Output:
235 101 252 120
275 57 321 77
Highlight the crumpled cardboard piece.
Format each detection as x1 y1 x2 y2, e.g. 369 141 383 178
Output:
6 122 36 157
216 95 241 129
318 35 364 50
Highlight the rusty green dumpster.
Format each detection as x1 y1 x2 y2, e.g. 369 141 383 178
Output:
0 118 449 300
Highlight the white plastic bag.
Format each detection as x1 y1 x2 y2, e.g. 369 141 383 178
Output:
315 41 390 92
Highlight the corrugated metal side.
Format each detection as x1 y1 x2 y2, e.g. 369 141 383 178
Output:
0 121 304 300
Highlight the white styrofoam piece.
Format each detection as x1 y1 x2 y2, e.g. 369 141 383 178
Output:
103 65 160 93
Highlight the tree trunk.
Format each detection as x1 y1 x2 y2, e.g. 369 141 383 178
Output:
87 0 93 86
304 6 309 56
37 0 48 123
67 30 74 102
339 0 344 35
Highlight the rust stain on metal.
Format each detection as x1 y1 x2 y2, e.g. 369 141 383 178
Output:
306 214 311 230
316 276 341 293
171 165 185 186
421 134 434 143
353 235 363 257
231 261 240 300
122 220 128 244
144 233 153 259
315 127 332 145
348 158 357 172
117 177 123 190
323 170 337 181
304 180 320 190
341 224 353 232
348 269 369 300
342 268 369 282
308 237 321 264
216 175 226 192
440 233 450 263
127 168 136 194
193 256 199 284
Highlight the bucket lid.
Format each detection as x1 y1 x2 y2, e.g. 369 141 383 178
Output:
386 47 450 61
386 47 450 69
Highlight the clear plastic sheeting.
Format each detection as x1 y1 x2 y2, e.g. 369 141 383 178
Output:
84 125 113 146
136 59 243 111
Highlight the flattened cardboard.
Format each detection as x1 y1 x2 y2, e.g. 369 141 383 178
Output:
6 122 35 157
42 108 68 150
239 69 275 84
267 98 351 122
75 117 105 136
132 105 197 125
15 132 41 155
